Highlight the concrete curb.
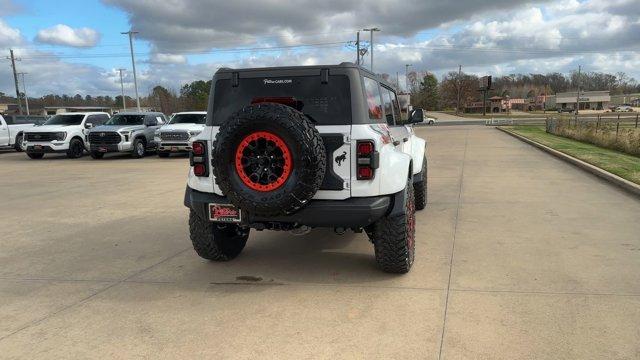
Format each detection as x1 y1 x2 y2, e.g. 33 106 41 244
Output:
496 126 640 198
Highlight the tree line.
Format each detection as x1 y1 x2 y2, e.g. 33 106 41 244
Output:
0 80 212 115
405 70 640 111
1 70 638 114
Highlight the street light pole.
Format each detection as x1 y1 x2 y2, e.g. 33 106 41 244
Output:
362 28 380 72
121 31 141 112
117 68 127 111
17 72 29 115
405 64 412 92
575 65 581 115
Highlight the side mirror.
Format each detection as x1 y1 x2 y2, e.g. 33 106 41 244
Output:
85 123 93 129
409 108 424 123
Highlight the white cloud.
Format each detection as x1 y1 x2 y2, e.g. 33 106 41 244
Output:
35 24 100 47
149 52 188 64
0 19 21 47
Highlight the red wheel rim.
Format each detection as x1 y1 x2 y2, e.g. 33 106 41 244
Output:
234 131 293 192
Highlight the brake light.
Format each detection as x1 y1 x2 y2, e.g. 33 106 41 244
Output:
190 140 208 177
251 97 303 111
357 141 374 156
192 141 205 156
356 140 379 180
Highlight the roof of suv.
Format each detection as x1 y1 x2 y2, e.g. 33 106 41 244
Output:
215 62 396 91
114 112 164 116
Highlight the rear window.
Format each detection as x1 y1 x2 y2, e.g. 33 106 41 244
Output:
212 75 351 125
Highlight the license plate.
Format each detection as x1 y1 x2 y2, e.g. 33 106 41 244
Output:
99 147 108 153
171 147 178 152
34 145 42 150
209 204 242 223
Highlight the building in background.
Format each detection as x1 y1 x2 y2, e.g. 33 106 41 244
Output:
555 91 610 111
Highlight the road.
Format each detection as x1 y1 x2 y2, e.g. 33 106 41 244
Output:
1 126 639 359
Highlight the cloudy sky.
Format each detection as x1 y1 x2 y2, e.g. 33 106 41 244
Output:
1 0 639 97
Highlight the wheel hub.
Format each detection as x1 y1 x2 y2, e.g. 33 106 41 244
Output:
234 131 292 192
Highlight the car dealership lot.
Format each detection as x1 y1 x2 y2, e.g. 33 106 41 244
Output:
1 126 639 359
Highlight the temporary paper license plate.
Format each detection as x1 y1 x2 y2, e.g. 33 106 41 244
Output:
209 203 242 223
99 147 108 152
34 145 42 150
171 147 178 152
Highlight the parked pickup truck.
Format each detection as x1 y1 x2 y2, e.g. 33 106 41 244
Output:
22 112 110 159
154 111 206 157
87 112 166 159
0 114 44 151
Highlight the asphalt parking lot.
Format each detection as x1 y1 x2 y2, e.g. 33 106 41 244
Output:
1 126 639 359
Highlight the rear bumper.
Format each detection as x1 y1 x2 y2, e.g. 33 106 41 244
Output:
184 186 397 228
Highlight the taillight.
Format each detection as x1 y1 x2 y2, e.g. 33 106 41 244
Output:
192 141 205 156
190 140 208 177
356 140 379 180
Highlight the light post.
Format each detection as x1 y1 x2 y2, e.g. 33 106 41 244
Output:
117 68 127 111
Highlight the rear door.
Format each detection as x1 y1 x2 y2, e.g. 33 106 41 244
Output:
210 72 353 199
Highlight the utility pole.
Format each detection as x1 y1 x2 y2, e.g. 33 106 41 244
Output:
17 72 29 115
356 31 360 65
362 28 380 72
117 68 127 111
7 50 23 115
405 64 412 92
121 31 141 111
575 65 581 115
456 65 462 115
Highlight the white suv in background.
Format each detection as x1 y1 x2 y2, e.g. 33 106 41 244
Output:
155 111 206 157
22 112 110 159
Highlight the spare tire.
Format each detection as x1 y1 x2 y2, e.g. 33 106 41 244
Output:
212 103 326 217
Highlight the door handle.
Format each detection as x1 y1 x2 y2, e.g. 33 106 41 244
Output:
402 137 409 142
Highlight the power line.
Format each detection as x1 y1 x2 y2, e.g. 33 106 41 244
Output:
18 41 350 60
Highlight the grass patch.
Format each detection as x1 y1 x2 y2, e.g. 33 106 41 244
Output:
506 125 640 185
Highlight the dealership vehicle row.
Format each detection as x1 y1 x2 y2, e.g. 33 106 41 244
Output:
2 111 207 159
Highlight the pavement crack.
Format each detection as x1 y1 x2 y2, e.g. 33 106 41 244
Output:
437 128 468 360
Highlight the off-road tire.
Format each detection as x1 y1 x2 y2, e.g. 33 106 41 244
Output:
212 103 326 217
90 151 104 159
66 138 84 158
414 156 427 210
371 178 416 273
27 152 44 159
158 152 170 158
188 210 249 261
14 134 23 152
132 138 146 158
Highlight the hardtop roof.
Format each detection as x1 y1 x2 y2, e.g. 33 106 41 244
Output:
214 62 397 91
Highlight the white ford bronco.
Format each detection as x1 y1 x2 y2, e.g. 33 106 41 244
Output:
184 63 427 273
